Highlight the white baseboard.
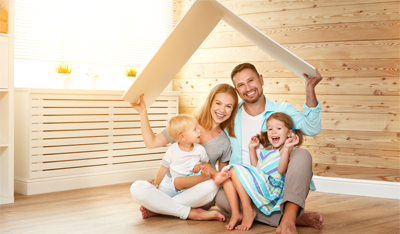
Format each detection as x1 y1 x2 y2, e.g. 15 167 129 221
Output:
14 171 400 199
14 167 159 195
313 176 400 199
0 195 14 205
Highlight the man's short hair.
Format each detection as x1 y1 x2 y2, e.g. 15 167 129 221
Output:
166 114 197 142
230 63 260 85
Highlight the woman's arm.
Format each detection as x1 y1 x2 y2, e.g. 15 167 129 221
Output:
130 94 170 149
154 165 169 188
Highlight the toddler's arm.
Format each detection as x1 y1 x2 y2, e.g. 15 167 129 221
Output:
278 135 300 174
154 165 169 188
249 136 260 167
174 166 211 191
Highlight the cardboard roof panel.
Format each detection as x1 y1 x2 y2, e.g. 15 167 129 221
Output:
122 0 315 106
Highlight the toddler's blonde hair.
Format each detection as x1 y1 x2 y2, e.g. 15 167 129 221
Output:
167 114 197 142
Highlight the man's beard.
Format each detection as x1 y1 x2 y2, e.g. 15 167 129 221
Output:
243 89 263 104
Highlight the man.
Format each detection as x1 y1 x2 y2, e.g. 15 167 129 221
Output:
215 63 324 234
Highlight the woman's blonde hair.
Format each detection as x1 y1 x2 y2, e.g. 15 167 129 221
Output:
193 83 238 137
166 114 197 142
257 112 304 148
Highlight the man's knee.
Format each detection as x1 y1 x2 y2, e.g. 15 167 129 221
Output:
290 148 312 166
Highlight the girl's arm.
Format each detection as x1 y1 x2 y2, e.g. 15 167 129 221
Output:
130 94 170 149
154 165 169 188
278 147 292 174
278 135 300 174
249 136 260 167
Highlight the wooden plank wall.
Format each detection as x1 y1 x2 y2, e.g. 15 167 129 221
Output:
174 0 400 182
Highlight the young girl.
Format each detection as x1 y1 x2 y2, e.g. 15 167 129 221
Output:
222 112 305 231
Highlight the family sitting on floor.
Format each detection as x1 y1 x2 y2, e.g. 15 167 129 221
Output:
130 63 324 234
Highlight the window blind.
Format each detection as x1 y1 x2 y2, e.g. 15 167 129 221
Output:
14 0 176 67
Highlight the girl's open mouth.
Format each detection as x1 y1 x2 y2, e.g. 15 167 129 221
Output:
271 136 280 144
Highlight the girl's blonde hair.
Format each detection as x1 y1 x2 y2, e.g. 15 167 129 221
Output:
257 112 304 148
166 114 197 142
193 83 238 137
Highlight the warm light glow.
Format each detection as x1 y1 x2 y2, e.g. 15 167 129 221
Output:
14 0 175 90
15 59 143 90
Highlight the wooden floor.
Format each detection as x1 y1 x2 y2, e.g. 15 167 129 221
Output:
1 183 399 234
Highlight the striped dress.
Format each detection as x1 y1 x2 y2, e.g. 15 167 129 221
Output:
227 148 285 215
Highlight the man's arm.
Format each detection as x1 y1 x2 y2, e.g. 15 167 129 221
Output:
303 70 323 108
278 70 323 136
288 104 322 136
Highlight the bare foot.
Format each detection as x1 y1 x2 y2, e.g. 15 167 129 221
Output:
188 208 226 222
140 206 158 219
200 166 212 181
214 168 231 185
235 208 256 231
225 212 243 230
276 219 297 234
295 212 324 230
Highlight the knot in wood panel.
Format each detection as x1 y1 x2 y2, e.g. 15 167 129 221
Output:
325 166 331 172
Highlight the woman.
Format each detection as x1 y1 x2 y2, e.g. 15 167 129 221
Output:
130 83 238 221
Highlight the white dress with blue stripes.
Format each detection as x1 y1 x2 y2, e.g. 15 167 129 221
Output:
226 148 285 215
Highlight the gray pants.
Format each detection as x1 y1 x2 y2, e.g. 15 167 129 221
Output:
215 148 313 227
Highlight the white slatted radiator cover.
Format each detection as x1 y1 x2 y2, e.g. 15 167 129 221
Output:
14 89 180 195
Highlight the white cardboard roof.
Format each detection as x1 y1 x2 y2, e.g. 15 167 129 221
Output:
122 0 315 106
